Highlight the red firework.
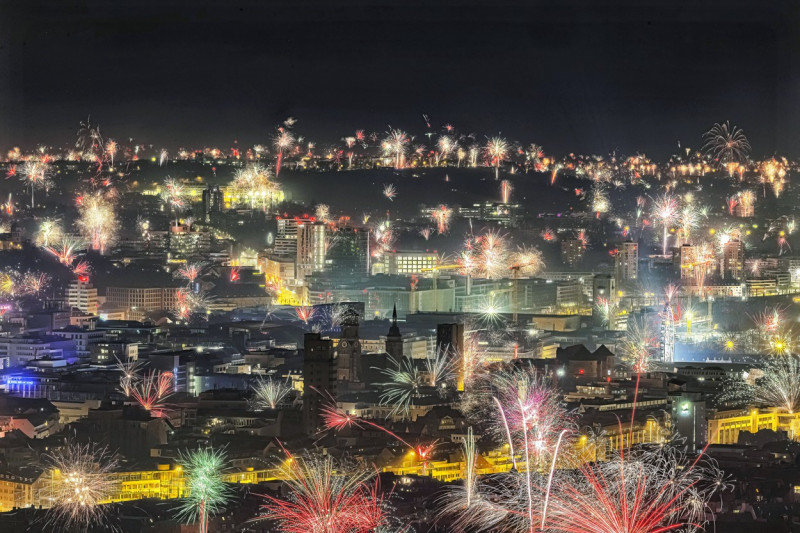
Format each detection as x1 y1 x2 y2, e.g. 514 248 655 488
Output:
260 454 392 533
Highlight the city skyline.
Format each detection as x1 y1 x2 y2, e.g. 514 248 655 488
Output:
1 0 799 157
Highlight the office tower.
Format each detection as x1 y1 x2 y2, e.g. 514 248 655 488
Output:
560 238 584 268
201 185 223 222
615 240 638 282
302 332 336 435
326 225 370 279
721 238 744 280
679 244 697 281
437 323 465 390
296 221 327 280
67 278 98 315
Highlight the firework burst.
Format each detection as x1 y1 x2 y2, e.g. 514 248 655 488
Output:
129 371 174 416
260 453 394 533
76 191 118 253
43 441 118 531
703 121 751 163
382 183 397 201
249 376 292 410
175 447 234 533
383 128 410 169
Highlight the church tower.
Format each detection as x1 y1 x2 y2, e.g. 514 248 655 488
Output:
336 307 362 385
385 304 403 359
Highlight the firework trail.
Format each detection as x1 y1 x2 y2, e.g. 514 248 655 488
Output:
419 227 433 240
295 305 316 324
431 204 452 234
544 444 724 533
273 126 296 177
652 193 678 256
35 218 63 247
177 261 205 286
500 179 513 203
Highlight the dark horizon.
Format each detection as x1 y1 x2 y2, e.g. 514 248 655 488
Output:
2 0 799 158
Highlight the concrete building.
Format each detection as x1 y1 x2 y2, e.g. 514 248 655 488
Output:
615 240 638 282
296 220 327 279
302 332 337 435
372 251 439 276
721 238 744 280
0 335 77 367
67 279 98 315
105 286 180 320
560 238 584 268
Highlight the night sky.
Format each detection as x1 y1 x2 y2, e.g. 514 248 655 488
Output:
1 0 799 158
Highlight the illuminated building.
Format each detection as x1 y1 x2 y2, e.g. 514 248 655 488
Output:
614 240 638 282
709 408 800 445
201 185 223 222
560 238 584 268
659 302 675 364
296 220 327 280
372 251 439 276
326 224 370 279
721 238 744 280
105 286 180 321
670 391 707 450
67 279 98 315
679 244 697 281
168 224 212 257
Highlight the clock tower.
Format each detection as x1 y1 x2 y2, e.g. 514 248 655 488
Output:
336 307 362 385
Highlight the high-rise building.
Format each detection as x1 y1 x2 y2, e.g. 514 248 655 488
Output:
679 244 697 281
67 279 98 315
560 238 584 268
721 238 744 280
436 323 465 389
591 274 616 328
615 240 638 282
296 221 327 280
326 225 370 279
201 185 223 222
669 391 707 451
659 302 675 364
302 332 337 435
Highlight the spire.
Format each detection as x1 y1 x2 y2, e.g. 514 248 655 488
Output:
388 304 401 338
